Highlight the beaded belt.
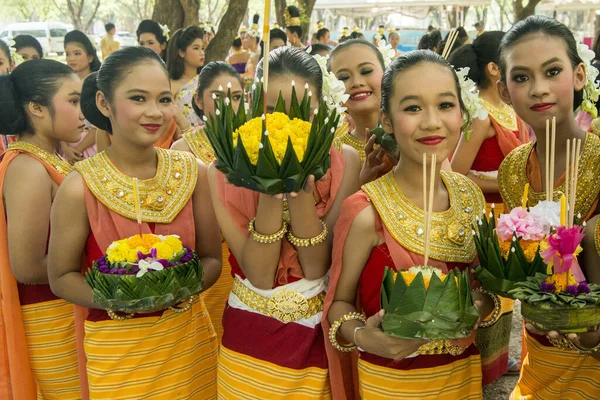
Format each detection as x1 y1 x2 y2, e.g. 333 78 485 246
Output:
232 279 325 323
415 340 468 356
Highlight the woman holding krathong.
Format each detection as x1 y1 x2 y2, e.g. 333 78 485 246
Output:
496 16 600 399
47 47 221 399
206 47 360 398
324 51 500 400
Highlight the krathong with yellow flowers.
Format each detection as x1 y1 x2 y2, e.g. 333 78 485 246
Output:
85 234 203 315
203 81 340 194
380 266 479 339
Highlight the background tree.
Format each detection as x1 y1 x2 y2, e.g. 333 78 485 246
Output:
274 0 286 27
205 0 249 63
115 0 154 21
50 0 101 31
152 0 199 32
513 0 543 22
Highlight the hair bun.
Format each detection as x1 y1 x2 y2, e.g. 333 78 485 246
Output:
0 75 27 135
81 72 112 133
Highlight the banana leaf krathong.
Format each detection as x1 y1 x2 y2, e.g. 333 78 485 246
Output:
204 82 340 194
85 252 203 313
473 209 548 298
370 126 398 154
380 266 479 340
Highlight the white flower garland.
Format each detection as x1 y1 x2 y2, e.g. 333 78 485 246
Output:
377 39 395 68
159 24 170 41
577 43 600 118
455 67 488 141
308 49 350 124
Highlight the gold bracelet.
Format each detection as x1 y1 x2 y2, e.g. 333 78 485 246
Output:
547 335 574 351
476 288 501 328
328 312 366 352
287 220 328 247
107 310 135 321
568 337 600 355
168 296 195 313
248 218 288 244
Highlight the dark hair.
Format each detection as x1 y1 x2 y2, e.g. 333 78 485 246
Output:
456 27 469 40
449 31 504 89
64 30 101 72
498 15 584 110
81 47 166 133
436 36 464 57
256 47 323 98
381 50 465 116
593 30 600 63
232 37 242 48
308 44 331 56
0 59 76 135
105 23 116 33
192 61 244 118
12 35 43 59
166 26 204 80
136 20 168 58
349 31 364 40
285 6 303 38
316 28 330 40
418 32 436 51
0 40 11 64
270 28 287 44
329 39 385 70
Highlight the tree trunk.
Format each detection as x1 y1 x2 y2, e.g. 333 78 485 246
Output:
180 0 200 28
205 0 249 63
513 0 542 22
152 0 185 33
274 0 287 28
297 0 317 44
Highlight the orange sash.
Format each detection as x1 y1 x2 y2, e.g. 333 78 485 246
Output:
0 150 65 399
154 119 178 149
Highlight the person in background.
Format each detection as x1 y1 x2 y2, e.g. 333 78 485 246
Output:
100 22 120 61
0 40 13 74
475 22 485 37
457 26 471 44
308 43 331 57
285 5 304 48
136 19 168 61
226 36 250 75
12 35 43 61
428 24 435 32
317 28 330 46
269 28 287 51
389 31 401 58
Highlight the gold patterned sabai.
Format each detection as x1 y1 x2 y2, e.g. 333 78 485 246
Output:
75 148 198 223
334 131 366 163
232 279 324 323
183 128 215 165
483 101 518 131
362 171 484 263
8 141 74 176
498 132 600 216
415 340 467 356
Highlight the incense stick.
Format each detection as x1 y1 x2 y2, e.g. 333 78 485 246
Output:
565 139 570 224
132 177 142 237
441 30 457 59
545 119 550 201
549 117 556 200
570 139 581 226
423 153 436 267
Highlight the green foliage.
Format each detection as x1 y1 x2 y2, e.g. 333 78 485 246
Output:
85 254 203 313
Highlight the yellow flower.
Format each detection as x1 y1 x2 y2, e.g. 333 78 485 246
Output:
164 236 183 254
520 240 540 263
127 234 160 250
232 112 312 165
107 243 138 263
152 242 176 260
546 271 577 292
399 267 448 291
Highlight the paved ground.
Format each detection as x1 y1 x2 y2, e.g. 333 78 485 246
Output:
483 301 522 400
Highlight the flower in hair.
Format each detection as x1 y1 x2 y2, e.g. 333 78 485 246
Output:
577 43 600 118
455 67 488 141
310 52 349 122
8 40 24 66
159 24 170 41
377 39 395 68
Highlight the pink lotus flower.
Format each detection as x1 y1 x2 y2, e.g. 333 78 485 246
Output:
540 226 586 283
496 207 546 242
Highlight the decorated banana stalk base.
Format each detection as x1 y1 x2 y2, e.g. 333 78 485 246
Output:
380 266 479 340
203 81 339 194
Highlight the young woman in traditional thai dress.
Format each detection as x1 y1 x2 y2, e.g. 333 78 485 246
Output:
449 31 529 384
172 61 244 341
208 47 360 399
48 47 222 399
0 59 84 400
226 37 250 75
167 26 205 126
325 50 499 400
496 16 600 399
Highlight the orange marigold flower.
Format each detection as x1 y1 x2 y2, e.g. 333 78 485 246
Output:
127 234 160 251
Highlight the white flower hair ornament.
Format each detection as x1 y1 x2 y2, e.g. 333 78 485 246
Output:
310 51 350 124
8 40 24 66
159 24 170 41
577 43 600 118
455 67 488 141
377 39 395 68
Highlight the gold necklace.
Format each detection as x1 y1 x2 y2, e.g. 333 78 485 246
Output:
498 132 600 217
335 131 366 162
75 148 198 223
8 141 74 176
484 102 518 131
184 128 214 164
362 171 484 263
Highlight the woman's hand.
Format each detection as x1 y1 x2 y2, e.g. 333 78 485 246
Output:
60 143 83 163
354 310 429 360
287 174 316 200
360 130 396 186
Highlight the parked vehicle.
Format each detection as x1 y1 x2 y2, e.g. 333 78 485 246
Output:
0 22 72 56
115 32 136 47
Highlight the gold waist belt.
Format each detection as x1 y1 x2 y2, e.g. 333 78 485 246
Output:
232 279 325 323
416 340 468 356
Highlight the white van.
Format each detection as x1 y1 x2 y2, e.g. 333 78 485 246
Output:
0 22 72 56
